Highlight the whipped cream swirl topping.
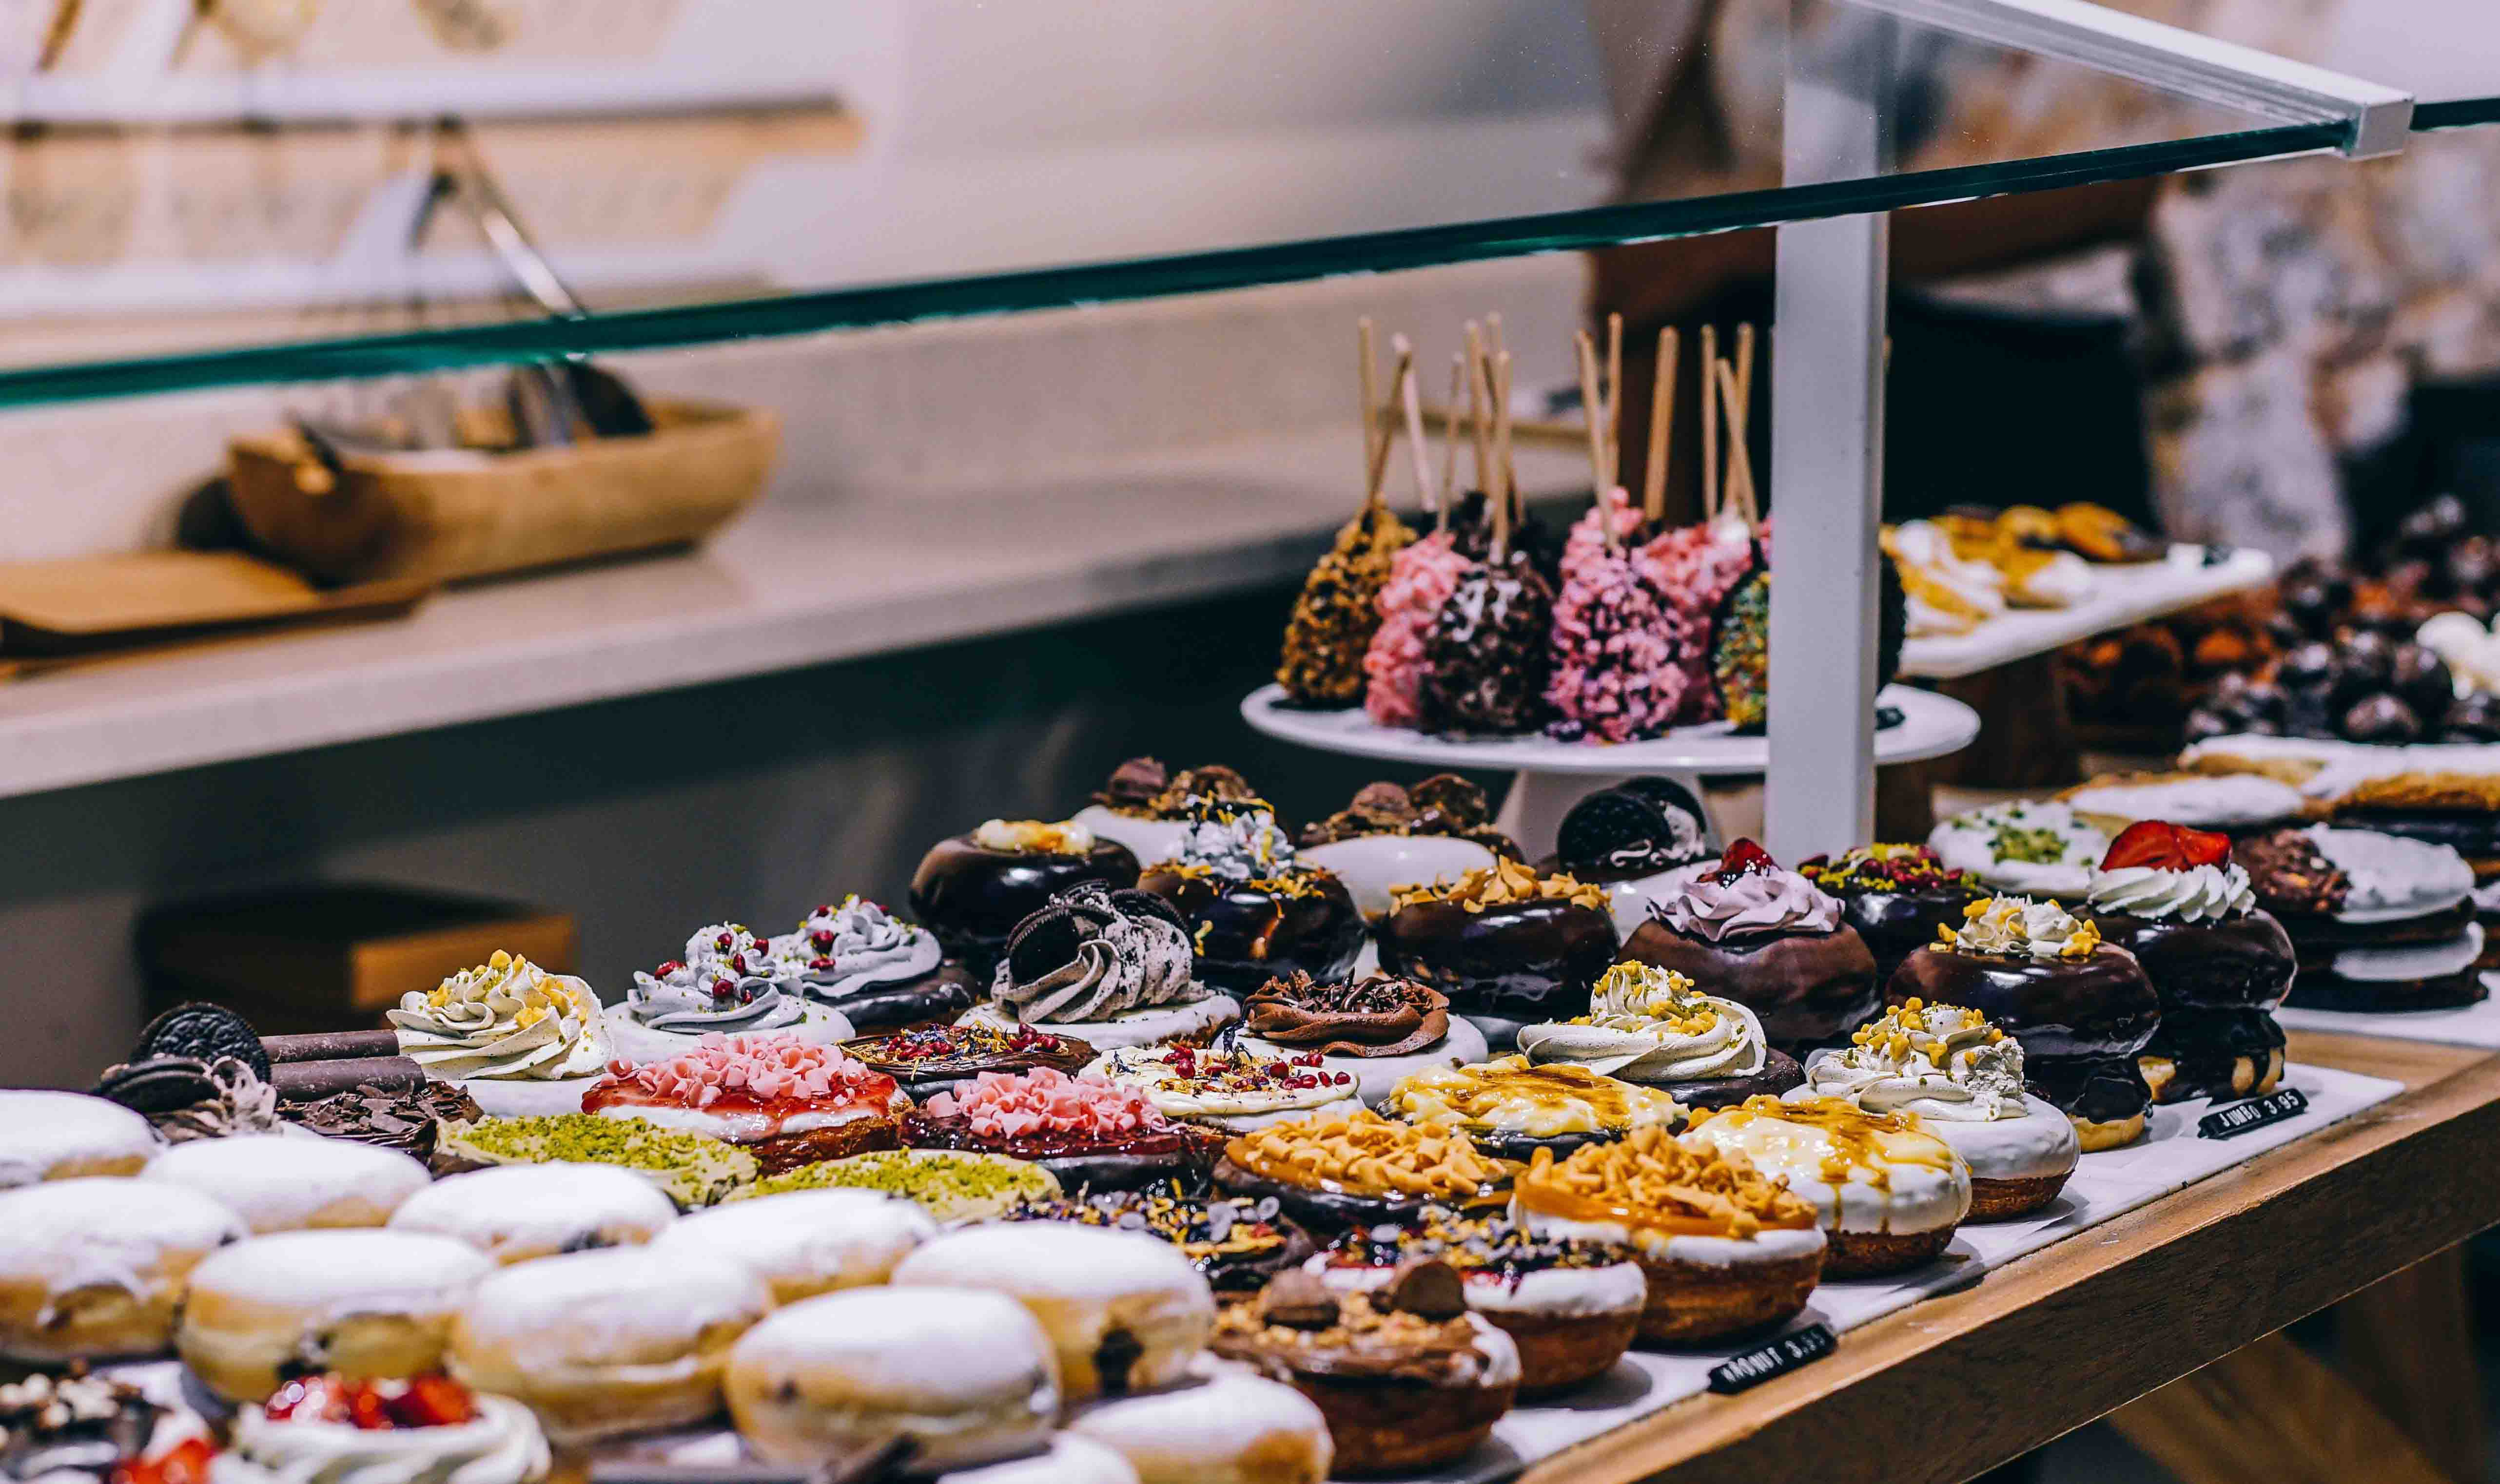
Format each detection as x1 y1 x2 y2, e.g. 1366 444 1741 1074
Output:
628 924 813 1038
993 884 1206 1024
1652 867 1841 942
1168 798 1299 881
230 1390 551 1484
1939 896 2101 960
2086 864 2255 923
769 896 942 998
1806 1000 2025 1121
971 819 1095 855
389 951 612 1081
1515 962 1767 1082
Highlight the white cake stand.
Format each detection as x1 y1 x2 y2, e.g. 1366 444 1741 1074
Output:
1241 683 1980 857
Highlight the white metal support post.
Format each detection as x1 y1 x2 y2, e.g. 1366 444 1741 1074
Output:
1764 4 1894 862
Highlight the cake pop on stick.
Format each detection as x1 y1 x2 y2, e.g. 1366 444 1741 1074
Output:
1421 348 1556 734
1276 326 1417 707
1546 331 1686 742
1644 333 1758 724
1710 355 1771 731
1364 354 1480 728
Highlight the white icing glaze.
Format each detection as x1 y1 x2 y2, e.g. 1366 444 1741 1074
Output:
226 1392 550 1484
1297 835 1499 919
386 1164 678 1264
647 1191 936 1301
1068 1370 1330 1483
0 1091 158 1188
142 1137 431 1233
1839 1092 2080 1183
2305 826 2477 920
957 996 1240 1052
1237 1015 1488 1104
891 1225 1212 1311
1799 1006 2026 1122
1928 803 2105 897
936 1436 1139 1484
185 1230 493 1309
451 1079 598 1119
0 1178 244 1355
2331 923 2485 982
603 1000 854 1065
2064 775 2303 828
1679 1107 1973 1236
2419 612 2500 696
1070 806 1191 874
1456 1311 1522 1388
1593 863 1713 941
449 1250 770 1381
1307 1254 1648 1319
1515 964 1768 1083
1513 1209 1827 1270
1081 1046 1356 1122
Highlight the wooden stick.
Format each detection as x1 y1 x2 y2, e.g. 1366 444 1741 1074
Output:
1735 321 1757 412
1700 324 1719 521
1604 311 1624 486
1357 317 1381 492
1485 311 1507 371
1735 322 1760 523
1574 331 1615 551
1464 321 1490 497
1717 357 1760 530
1645 326 1678 523
1395 340 1433 514
1365 345 1412 506
1438 354 1465 533
1493 349 1518 536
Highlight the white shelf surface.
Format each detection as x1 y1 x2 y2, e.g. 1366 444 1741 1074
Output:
0 435 1591 803
1896 544 2275 679
1240 683 1979 776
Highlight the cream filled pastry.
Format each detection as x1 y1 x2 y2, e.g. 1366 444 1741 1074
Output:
1928 801 2108 899
967 883 1237 1050
580 1033 906 1176
608 924 853 1063
1799 1002 2078 1220
1084 1042 1363 1132
225 1372 550 1484
1620 841 1878 1052
177 1230 494 1403
0 1091 159 1188
771 896 943 995
1383 1056 1687 1162
1514 962 1801 1108
1679 1096 1972 1277
892 1224 1215 1401
1069 1366 1333 1484
385 1163 678 1264
141 1136 431 1233
447 1249 772 1444
0 1177 246 1363
389 953 613 1107
647 1189 935 1304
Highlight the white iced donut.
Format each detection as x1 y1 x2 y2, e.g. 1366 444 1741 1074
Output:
178 1230 493 1402
447 1249 771 1444
646 1190 935 1304
725 1286 1059 1475
142 1136 431 1233
1069 1366 1331 1484
938 1435 1140 1484
0 1091 159 1188
387 1164 679 1264
0 1177 245 1363
890 1225 1213 1402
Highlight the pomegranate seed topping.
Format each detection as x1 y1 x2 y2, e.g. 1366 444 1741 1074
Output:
812 930 836 950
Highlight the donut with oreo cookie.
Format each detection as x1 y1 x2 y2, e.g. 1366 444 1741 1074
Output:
1545 777 1717 939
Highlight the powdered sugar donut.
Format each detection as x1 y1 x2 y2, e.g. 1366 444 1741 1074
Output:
938 1436 1139 1484
387 1164 678 1264
726 1286 1059 1474
0 1091 158 1188
142 1136 430 1233
647 1190 935 1304
1069 1365 1332 1484
447 1249 771 1444
890 1225 1213 1402
178 1230 493 1402
0 1177 245 1363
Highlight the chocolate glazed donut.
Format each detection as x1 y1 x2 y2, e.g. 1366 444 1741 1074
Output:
908 837 1140 975
2089 909 2293 1102
1620 923 1879 1055
1888 946 2160 1128
1376 899 1620 1026
1835 887 1985 986
1136 868 1366 994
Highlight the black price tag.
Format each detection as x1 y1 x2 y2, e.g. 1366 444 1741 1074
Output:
2198 1087 2307 1139
1707 1324 1836 1393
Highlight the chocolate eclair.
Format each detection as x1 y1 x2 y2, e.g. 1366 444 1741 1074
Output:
2082 823 2293 1103
1298 776 1520 918
1377 861 1620 1043
904 1067 1225 1192
1212 1267 1522 1476
1072 758 1264 868
1547 777 1716 940
1135 797 1365 993
1239 973 1486 1102
1889 895 2161 1150
910 818 1141 975
998 1183 1317 1295
1798 844 1987 984
1622 840 1879 1054
841 1022 1096 1100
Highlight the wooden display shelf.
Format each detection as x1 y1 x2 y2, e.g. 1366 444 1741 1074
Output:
1529 1031 2500 1484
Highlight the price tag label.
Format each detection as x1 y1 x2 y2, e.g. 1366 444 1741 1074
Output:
1707 1324 1836 1394
2198 1087 2307 1139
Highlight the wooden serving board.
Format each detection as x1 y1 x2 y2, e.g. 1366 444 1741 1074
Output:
0 550 431 679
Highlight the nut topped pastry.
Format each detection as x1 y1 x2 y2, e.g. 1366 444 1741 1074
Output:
388 952 613 1100
910 817 1141 976
1211 1267 1522 1476
1239 972 1486 1102
1622 840 1879 1053
1214 1109 1503 1232
1800 1001 2079 1220
730 1149 1060 1223
1380 1055 1688 1161
1798 844 1988 983
966 883 1238 1050
433 1113 758 1208
1514 962 1802 1107
1680 1095 1972 1278
1378 861 1621 1038
1137 797 1367 992
1929 800 2109 899
1510 1125 1825 1344
997 1182 1317 1295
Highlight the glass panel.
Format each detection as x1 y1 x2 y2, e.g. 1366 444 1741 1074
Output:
0 0 2370 405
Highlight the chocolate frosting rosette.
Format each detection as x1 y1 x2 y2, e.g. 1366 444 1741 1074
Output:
1378 861 1620 1042
1136 799 1365 992
1238 972 1488 1102
962 882 1239 1050
1622 841 1878 1054
1514 961 1802 1108
608 923 856 1063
